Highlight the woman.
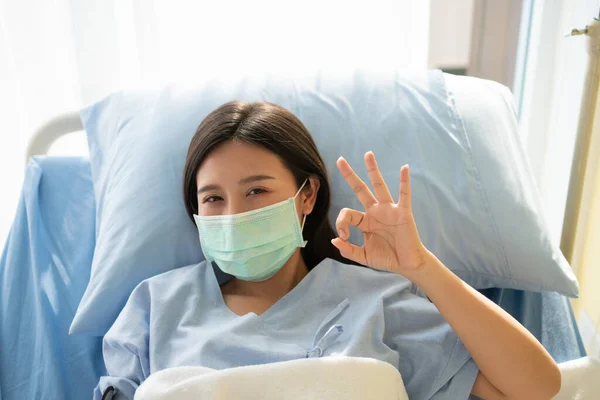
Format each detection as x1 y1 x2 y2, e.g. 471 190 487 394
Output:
95 101 561 400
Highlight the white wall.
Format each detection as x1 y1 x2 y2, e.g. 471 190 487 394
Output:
468 0 524 87
428 0 474 69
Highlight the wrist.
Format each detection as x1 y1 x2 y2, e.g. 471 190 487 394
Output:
401 249 450 292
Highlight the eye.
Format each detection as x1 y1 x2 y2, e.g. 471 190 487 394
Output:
247 188 267 196
202 195 223 203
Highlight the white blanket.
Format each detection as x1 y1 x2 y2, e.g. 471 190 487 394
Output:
555 356 600 400
134 357 408 400
135 356 600 400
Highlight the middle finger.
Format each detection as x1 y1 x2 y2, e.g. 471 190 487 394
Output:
364 151 394 203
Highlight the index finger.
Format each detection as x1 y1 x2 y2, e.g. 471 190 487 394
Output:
336 157 377 209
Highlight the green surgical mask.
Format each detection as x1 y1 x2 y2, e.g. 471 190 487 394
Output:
193 180 308 282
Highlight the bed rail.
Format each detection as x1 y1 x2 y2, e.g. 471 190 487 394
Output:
25 111 83 165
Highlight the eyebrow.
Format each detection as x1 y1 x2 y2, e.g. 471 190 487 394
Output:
238 174 276 185
197 175 276 194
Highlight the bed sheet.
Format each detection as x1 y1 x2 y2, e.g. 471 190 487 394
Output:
0 156 584 400
0 156 105 400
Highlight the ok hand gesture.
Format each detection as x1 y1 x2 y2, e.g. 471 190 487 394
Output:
331 152 428 276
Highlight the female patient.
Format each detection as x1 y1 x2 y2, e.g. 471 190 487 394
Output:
95 101 560 400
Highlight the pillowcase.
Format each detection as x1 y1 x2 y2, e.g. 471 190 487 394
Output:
443 73 578 296
71 70 578 336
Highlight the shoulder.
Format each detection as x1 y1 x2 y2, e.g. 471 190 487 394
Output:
130 261 210 303
145 261 207 285
318 258 414 298
106 261 213 342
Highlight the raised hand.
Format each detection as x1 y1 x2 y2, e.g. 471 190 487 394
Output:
331 152 427 275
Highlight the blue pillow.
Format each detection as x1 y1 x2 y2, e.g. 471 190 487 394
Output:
70 70 578 336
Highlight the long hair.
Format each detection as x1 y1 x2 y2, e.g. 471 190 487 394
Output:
183 101 357 270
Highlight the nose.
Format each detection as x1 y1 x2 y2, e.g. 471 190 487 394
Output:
224 198 247 216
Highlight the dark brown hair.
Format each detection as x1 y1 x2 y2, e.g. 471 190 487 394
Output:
183 101 356 270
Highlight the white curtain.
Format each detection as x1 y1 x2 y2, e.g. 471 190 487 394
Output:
518 0 600 244
0 0 431 247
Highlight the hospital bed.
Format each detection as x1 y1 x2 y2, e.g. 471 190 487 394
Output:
0 73 588 400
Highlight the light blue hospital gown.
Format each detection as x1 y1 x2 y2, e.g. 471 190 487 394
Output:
93 258 479 399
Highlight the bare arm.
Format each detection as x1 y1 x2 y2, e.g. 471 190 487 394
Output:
405 250 561 399
332 154 561 399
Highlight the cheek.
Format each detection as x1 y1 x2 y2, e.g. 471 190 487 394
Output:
196 196 219 216
249 192 281 210
195 198 205 216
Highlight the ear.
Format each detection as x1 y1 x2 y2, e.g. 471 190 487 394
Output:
301 176 320 215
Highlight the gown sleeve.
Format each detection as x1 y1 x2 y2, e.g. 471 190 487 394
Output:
92 281 152 400
383 285 479 400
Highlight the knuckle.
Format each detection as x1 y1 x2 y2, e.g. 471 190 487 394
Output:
337 209 348 223
373 180 385 189
356 213 364 224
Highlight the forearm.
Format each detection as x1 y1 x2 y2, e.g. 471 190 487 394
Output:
405 250 560 399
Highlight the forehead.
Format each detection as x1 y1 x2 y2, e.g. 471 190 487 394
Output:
196 141 291 183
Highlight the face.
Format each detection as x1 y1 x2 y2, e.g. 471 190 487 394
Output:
195 141 320 220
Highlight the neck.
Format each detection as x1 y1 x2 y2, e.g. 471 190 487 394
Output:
225 250 309 301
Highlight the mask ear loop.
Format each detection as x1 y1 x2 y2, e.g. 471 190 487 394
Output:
295 179 309 244
295 179 309 231
300 213 308 247
294 178 308 198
